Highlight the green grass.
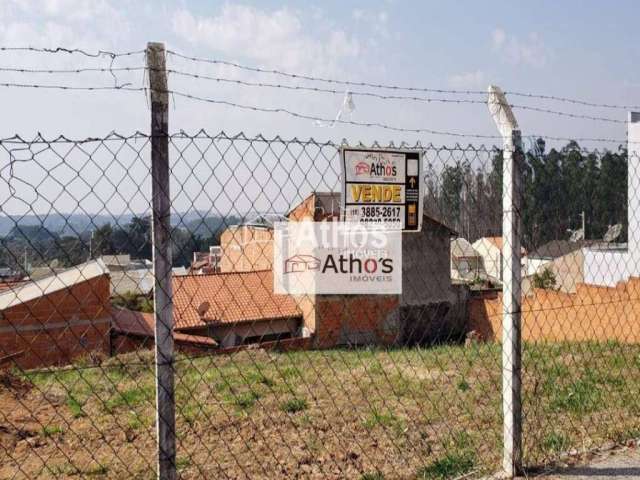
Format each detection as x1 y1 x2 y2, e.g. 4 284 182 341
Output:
42 424 64 437
363 408 402 431
84 464 109 476
66 396 86 418
360 472 385 480
233 390 261 410
550 375 602 414
105 385 154 412
176 456 191 471
280 397 308 413
456 379 470 392
15 342 640 478
543 432 569 453
416 450 475 479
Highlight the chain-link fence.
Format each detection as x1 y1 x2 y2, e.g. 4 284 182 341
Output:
1 43 640 480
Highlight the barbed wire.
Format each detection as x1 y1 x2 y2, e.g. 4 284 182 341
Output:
0 46 145 58
165 50 640 111
2 45 638 111
166 50 486 95
0 65 630 124
0 81 632 144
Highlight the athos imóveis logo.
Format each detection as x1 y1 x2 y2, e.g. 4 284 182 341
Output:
354 153 397 178
284 252 394 277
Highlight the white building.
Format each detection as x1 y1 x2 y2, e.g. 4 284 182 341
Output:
473 237 526 283
472 237 503 282
583 112 640 286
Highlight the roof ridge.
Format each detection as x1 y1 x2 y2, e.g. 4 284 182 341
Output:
177 269 272 279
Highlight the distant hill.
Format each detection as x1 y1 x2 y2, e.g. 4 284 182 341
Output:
0 212 247 238
6 225 59 243
0 214 132 237
183 215 242 237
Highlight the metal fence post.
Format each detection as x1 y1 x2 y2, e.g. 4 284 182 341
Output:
488 85 523 477
147 41 176 480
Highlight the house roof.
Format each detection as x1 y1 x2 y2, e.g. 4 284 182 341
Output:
528 240 590 260
451 238 480 258
0 259 109 311
485 236 503 249
111 307 217 346
474 236 527 255
287 191 341 221
0 280 27 293
100 254 131 267
172 270 301 330
110 268 154 296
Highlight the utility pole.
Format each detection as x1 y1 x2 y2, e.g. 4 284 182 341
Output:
147 41 176 480
488 85 523 478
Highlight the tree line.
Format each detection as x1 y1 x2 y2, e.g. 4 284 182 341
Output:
426 139 628 250
0 216 232 273
1 140 628 274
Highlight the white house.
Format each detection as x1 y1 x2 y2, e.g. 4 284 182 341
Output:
583 112 640 286
472 237 503 282
451 238 485 282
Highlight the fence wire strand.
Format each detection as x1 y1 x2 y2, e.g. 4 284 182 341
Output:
1 43 639 480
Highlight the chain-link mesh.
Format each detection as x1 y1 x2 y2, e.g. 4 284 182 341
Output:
0 128 637 479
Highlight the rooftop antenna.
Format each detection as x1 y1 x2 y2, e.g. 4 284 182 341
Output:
568 228 584 242
603 224 622 243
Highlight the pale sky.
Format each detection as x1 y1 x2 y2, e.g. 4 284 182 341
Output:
0 0 638 216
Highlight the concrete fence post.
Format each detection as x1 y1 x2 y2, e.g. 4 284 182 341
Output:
147 41 176 480
488 85 523 478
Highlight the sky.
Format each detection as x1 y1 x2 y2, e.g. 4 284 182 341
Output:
0 0 639 216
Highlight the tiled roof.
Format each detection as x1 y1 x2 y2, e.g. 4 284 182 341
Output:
172 270 301 330
528 240 592 260
476 236 527 255
486 236 503 249
111 307 217 346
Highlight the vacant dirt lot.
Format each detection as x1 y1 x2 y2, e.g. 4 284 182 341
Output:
1 342 639 479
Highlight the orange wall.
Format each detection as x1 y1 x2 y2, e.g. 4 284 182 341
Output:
219 226 274 272
314 295 400 347
468 277 640 342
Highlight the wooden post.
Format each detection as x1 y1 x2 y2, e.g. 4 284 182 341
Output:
147 41 176 480
488 86 523 478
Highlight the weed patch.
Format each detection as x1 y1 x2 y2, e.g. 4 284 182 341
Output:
280 397 308 413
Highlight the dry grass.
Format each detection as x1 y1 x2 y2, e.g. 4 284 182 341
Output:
0 341 639 479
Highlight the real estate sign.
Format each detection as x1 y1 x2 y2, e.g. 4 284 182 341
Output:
273 221 402 294
340 147 423 231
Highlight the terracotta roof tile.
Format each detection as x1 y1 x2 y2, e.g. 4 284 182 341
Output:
172 270 301 330
111 307 217 346
486 236 503 249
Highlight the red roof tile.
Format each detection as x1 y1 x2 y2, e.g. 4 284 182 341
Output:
172 270 301 330
111 307 217 346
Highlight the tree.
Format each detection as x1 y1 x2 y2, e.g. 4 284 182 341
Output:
532 267 557 290
92 223 114 256
128 216 152 259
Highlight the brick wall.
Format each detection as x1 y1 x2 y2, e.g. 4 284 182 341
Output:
0 275 111 369
313 295 400 348
468 277 640 342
